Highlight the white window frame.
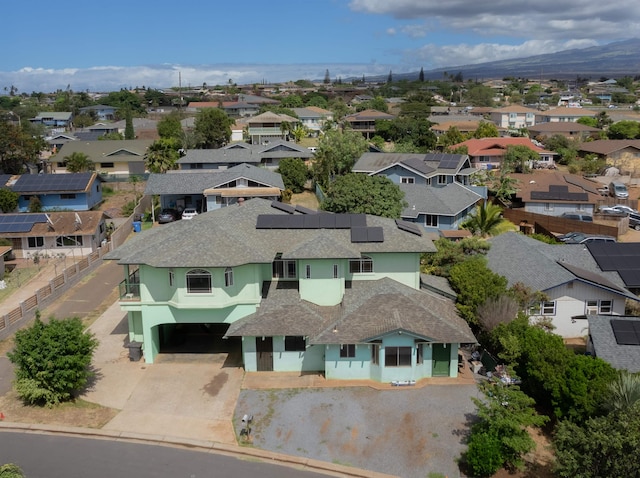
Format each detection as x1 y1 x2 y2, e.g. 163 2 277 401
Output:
224 267 234 287
186 269 212 294
400 177 415 184
530 300 556 316
349 256 373 274
340 344 356 358
437 175 447 185
424 214 438 227
599 300 613 314
27 236 44 248
169 271 175 287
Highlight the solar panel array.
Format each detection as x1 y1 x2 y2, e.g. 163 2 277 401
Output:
12 173 91 192
611 319 640 345
395 219 423 236
438 155 461 170
351 227 384 243
257 213 367 230
270 201 296 214
530 185 588 201
587 243 640 288
0 214 48 233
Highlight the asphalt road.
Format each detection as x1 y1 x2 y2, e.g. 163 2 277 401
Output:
0 431 331 478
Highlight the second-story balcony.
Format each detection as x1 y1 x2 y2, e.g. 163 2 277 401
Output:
119 270 140 301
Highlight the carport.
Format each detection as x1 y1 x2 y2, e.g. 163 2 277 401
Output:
157 323 241 358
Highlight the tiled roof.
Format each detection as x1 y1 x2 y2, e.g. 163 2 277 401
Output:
106 198 437 268
0 211 104 237
344 109 395 121
509 171 601 204
577 139 640 155
452 137 552 156
400 183 482 218
487 232 632 296
588 316 640 372
226 277 475 345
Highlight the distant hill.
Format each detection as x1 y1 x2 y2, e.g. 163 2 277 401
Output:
372 38 640 82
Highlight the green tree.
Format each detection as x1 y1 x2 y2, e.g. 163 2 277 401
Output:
311 129 368 188
492 172 519 204
473 121 500 138
144 138 181 173
438 126 465 149
465 380 548 475
576 116 598 128
421 236 490 277
124 109 135 140
463 84 495 107
280 95 303 108
28 195 42 213
419 67 424 82
595 111 613 130
0 188 19 213
277 158 308 193
73 113 95 128
193 108 233 149
0 121 46 174
0 464 25 478
502 145 538 173
157 112 184 142
7 316 98 406
449 256 508 325
321 173 406 218
607 120 640 139
64 152 94 173
461 202 504 237
102 89 146 117
554 403 640 478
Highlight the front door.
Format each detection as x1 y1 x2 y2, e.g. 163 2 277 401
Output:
256 337 273 371
432 344 450 377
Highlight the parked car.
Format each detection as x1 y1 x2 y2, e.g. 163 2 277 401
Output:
557 231 585 242
560 212 593 222
564 233 616 244
609 181 629 199
597 185 609 196
182 208 199 220
611 204 637 215
629 213 640 231
158 208 180 224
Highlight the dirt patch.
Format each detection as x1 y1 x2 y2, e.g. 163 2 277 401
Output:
100 181 146 218
564 337 587 354
0 391 118 428
289 190 320 210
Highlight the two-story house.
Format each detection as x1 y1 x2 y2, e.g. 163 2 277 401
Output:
291 107 333 136
452 137 556 170
245 112 300 145
106 199 476 381
78 104 118 121
343 109 395 139
489 105 537 130
535 106 595 123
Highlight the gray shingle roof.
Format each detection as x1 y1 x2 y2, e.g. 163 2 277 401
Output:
353 152 468 176
54 139 153 163
106 198 436 268
588 316 640 372
226 277 475 345
400 183 482 218
144 163 284 195
487 232 634 298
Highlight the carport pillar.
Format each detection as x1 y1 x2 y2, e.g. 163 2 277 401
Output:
142 323 160 364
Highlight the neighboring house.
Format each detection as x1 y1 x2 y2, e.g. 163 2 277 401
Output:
343 109 395 138
105 198 476 381
145 163 284 212
78 105 117 121
587 315 640 373
291 107 332 135
46 132 78 152
11 172 104 212
221 102 260 118
508 171 602 216
489 105 537 130
178 140 312 171
577 140 640 171
87 123 120 136
245 111 300 145
527 122 602 141
535 107 595 123
486 232 638 337
431 120 490 137
400 183 483 232
53 139 153 175
452 137 556 170
0 211 108 259
29 112 74 131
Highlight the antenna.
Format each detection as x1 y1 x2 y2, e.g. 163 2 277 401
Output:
45 214 54 231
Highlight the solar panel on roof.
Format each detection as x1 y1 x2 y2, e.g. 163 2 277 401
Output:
303 214 320 229
350 227 368 243
395 219 423 236
318 213 336 229
335 215 352 229
270 201 295 214
288 215 305 228
295 205 317 214
256 215 274 228
350 214 367 228
611 319 640 345
367 227 384 242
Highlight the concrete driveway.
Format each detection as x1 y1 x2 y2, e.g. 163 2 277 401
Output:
81 302 244 444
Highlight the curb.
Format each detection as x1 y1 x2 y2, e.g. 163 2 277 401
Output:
0 422 398 478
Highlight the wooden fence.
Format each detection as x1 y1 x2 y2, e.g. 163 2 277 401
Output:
502 208 624 238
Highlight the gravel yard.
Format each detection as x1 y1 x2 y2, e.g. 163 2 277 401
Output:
235 384 479 478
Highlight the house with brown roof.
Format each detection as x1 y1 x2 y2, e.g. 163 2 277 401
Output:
431 120 507 137
508 171 602 216
451 137 556 170
53 139 153 176
489 105 538 130
244 111 300 145
577 140 640 171
528 122 602 141
535 106 595 123
343 109 395 138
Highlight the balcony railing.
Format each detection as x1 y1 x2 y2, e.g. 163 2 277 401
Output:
119 278 140 301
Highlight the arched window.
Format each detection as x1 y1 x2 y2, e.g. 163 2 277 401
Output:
186 269 211 294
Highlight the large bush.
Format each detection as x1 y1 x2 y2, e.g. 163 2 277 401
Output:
277 157 308 193
7 316 98 406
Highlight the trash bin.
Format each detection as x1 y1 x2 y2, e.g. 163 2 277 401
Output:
132 221 142 232
126 341 143 361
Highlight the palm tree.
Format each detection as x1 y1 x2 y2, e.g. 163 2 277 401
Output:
64 152 94 173
462 202 504 237
604 371 640 412
144 139 180 173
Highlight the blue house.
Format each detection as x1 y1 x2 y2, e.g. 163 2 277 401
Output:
12 172 103 212
352 152 485 231
78 104 117 121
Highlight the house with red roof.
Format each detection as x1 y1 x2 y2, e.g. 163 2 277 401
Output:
451 137 556 170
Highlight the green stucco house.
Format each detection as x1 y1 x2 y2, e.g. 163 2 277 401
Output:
106 198 475 382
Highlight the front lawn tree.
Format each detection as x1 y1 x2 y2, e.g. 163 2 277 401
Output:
321 173 406 218
277 158 308 193
312 129 368 188
193 108 233 149
7 316 98 406
502 145 539 173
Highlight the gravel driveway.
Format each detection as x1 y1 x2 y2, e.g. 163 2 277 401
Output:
235 384 479 478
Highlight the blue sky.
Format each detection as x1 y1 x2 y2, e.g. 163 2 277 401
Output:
1 0 638 92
